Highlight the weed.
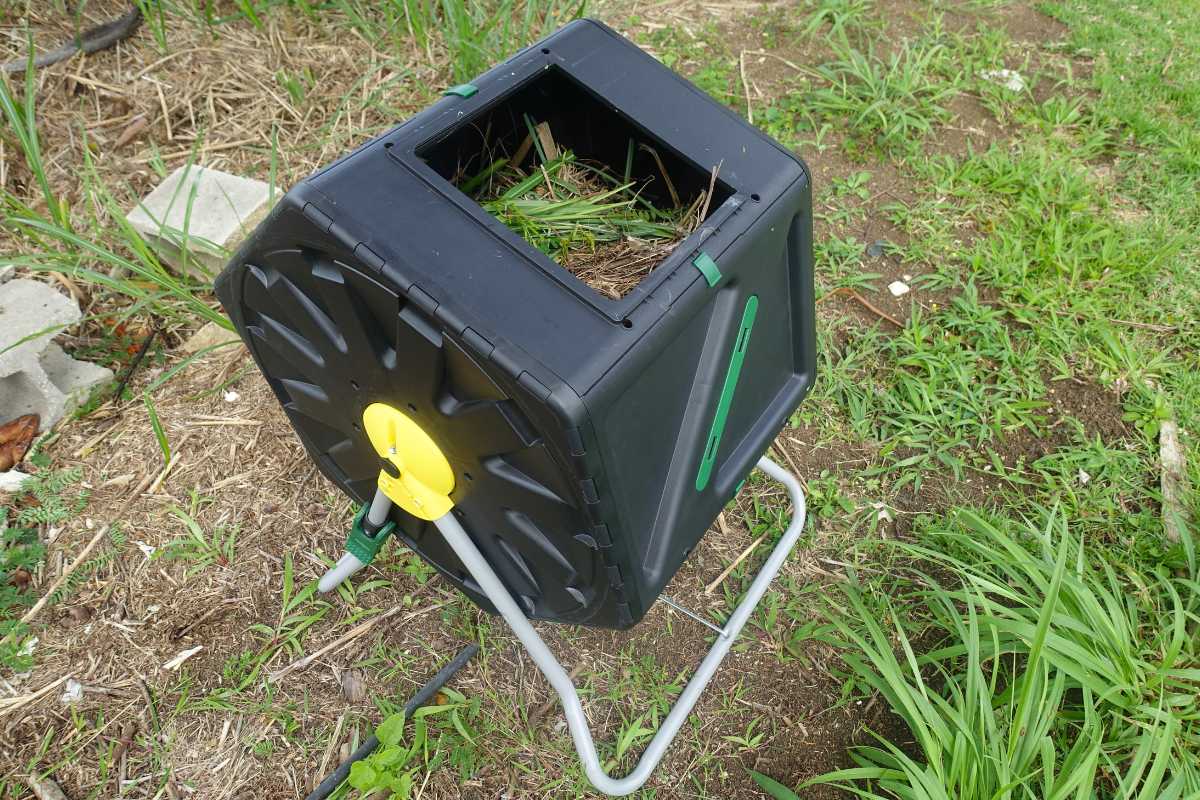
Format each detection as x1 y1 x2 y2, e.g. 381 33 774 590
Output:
333 0 584 84
832 284 1045 490
156 498 240 577
341 689 480 797
809 39 959 150
1 468 92 671
802 0 873 38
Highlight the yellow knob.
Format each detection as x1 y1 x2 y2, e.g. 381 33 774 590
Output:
361 403 455 520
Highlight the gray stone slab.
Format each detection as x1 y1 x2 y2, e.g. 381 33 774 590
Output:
0 279 112 431
0 279 80 377
41 342 112 411
126 165 272 279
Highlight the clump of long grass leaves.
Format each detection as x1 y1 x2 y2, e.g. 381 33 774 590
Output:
0 69 232 331
460 123 711 299
752 509 1200 799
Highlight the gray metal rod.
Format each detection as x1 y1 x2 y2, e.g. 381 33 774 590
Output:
366 488 392 527
659 594 727 638
432 455 806 796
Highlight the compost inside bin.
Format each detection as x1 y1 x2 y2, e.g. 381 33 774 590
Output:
419 67 732 300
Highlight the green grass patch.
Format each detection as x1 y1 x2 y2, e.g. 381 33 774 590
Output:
755 508 1200 799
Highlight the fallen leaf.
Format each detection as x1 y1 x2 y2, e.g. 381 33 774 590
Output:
0 414 38 472
113 114 148 149
7 567 31 592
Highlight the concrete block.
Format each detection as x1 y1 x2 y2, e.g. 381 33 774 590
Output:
181 319 240 355
0 279 113 432
126 166 272 279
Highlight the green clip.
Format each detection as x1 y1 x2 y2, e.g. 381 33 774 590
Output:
692 251 722 287
346 504 397 565
443 83 478 98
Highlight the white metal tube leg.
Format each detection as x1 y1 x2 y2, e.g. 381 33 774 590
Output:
318 490 395 593
432 455 806 796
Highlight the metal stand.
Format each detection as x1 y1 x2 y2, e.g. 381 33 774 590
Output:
432 456 806 796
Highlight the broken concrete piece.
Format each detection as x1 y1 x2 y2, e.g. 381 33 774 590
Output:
887 280 911 297
0 468 32 493
126 165 272 279
0 279 113 432
181 319 240 354
0 265 13 284
1160 420 1191 543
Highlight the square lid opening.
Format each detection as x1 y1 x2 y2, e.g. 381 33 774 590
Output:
419 66 733 300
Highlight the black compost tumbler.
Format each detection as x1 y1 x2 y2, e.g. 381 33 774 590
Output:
216 20 815 631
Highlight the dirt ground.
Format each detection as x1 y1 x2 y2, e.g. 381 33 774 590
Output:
0 1 1122 798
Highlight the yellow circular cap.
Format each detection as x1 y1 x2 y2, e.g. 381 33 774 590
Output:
362 403 455 521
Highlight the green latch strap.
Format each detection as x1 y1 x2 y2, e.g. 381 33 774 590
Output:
696 295 759 491
443 83 478 98
692 251 722 287
346 503 397 565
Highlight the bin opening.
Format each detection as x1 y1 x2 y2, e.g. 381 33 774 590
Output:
419 66 733 300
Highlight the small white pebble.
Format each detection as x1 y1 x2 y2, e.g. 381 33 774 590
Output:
888 280 911 297
61 678 84 705
1078 469 1091 485
223 390 240 403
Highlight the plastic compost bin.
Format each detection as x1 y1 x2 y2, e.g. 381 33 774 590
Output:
215 19 815 630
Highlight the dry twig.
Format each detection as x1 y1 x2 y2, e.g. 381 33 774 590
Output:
739 50 754 124
819 286 904 327
268 605 405 682
705 530 768 595
14 525 110 630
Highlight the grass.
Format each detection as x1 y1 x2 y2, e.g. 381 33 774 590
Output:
0 75 233 334
809 38 959 151
834 283 1046 491
754 508 1200 800
1 0 1198 797
459 131 708 298
327 0 585 83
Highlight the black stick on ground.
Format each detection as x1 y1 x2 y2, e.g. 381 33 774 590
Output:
3 6 143 75
305 642 480 800
112 327 159 401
